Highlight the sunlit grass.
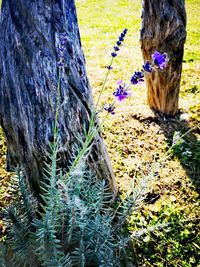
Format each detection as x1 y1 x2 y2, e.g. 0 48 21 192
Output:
76 0 144 100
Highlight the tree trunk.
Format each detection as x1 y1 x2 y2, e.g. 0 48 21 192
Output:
0 0 117 197
140 0 186 116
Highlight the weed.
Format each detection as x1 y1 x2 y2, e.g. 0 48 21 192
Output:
129 203 200 267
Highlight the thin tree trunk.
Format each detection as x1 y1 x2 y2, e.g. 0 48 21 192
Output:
0 0 117 197
140 0 186 116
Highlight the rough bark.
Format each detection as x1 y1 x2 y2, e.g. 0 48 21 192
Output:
140 0 186 115
0 0 117 197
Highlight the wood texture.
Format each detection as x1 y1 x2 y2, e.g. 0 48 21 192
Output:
140 0 186 115
0 0 117 197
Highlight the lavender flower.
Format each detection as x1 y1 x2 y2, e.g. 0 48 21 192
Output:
119 36 124 42
60 32 67 40
57 32 68 68
143 61 152 72
114 46 120 51
123 28 128 34
152 51 167 69
57 61 65 67
118 28 128 43
113 80 130 101
130 71 144 85
106 65 113 70
111 28 128 57
104 104 115 115
111 52 117 57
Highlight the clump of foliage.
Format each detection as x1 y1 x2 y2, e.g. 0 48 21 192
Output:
171 130 200 167
0 131 157 266
129 203 200 267
0 128 6 157
189 104 200 123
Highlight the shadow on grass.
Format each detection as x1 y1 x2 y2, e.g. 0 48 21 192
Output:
132 107 200 194
154 113 200 194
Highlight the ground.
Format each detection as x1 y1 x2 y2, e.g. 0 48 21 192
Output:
0 0 200 266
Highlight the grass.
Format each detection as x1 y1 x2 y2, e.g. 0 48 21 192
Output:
0 0 200 266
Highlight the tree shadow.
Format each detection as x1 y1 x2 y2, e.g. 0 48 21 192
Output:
153 112 200 194
132 106 200 194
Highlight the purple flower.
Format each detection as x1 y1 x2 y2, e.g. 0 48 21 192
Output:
111 52 117 57
106 65 113 70
114 46 120 51
119 36 124 42
60 32 67 38
60 33 68 44
104 104 115 115
130 71 144 85
58 47 65 52
61 40 67 46
152 51 167 69
143 61 152 72
113 80 130 101
123 28 128 34
109 29 128 63
57 61 64 67
117 80 123 86
57 32 68 68
116 29 128 45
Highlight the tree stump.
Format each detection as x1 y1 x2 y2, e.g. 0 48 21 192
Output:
0 0 117 197
140 0 187 116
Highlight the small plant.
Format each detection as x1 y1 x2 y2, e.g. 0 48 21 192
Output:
171 131 193 166
170 130 200 172
129 203 200 267
0 128 159 266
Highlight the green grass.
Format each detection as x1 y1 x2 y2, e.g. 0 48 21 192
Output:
181 0 200 117
76 0 143 94
185 0 200 61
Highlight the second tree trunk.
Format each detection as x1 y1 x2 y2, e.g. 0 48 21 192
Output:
140 0 186 116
